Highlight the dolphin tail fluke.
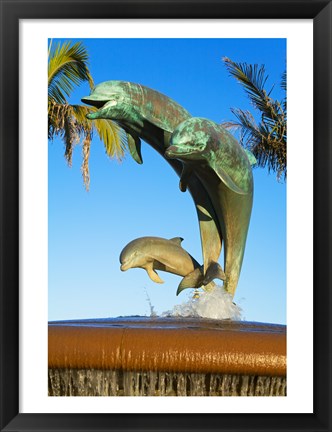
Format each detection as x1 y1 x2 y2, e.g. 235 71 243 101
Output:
203 262 226 285
202 280 217 293
176 267 204 295
144 263 164 284
127 133 143 164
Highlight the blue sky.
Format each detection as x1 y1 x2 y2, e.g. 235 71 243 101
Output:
48 38 286 324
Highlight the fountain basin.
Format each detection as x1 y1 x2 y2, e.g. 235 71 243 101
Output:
48 317 286 396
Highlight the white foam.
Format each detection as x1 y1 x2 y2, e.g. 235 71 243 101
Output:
162 286 243 320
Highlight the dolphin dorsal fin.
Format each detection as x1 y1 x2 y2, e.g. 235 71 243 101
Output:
169 237 184 246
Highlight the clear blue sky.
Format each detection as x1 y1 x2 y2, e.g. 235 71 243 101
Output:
48 38 286 324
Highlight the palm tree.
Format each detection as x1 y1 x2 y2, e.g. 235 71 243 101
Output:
222 57 287 180
48 40 126 190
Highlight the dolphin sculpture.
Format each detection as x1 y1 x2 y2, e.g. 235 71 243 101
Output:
166 117 254 297
119 236 222 294
82 81 223 281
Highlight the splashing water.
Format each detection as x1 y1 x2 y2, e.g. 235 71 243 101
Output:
144 288 157 317
162 285 243 320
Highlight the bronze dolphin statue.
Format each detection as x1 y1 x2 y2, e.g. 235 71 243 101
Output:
166 117 254 297
82 81 223 282
119 236 221 294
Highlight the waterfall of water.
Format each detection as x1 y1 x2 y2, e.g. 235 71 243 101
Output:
49 368 286 397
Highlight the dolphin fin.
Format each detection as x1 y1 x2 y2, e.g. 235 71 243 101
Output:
169 237 184 246
177 267 204 295
203 262 226 285
127 133 143 164
144 262 164 284
179 165 192 192
245 149 257 166
215 167 247 195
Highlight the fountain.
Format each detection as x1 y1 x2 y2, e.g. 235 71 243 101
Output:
48 81 286 397
48 317 286 396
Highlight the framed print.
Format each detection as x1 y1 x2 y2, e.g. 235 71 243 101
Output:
0 0 331 431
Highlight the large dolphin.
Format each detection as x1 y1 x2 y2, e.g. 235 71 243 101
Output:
119 236 222 294
82 81 223 280
166 118 254 297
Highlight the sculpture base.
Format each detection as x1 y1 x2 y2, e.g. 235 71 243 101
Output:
48 317 286 397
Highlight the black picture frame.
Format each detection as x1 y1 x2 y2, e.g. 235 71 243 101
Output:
1 0 331 431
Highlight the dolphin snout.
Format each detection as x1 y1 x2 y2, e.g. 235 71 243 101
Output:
166 145 200 159
120 262 130 271
165 146 181 158
81 96 109 108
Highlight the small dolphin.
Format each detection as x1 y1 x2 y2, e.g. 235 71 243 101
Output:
166 118 254 297
82 81 223 277
119 236 223 294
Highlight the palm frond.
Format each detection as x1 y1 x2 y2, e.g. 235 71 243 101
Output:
280 71 287 117
81 134 92 191
63 107 80 166
48 101 70 139
281 71 287 92
230 108 259 145
223 57 274 117
48 40 133 190
71 105 126 160
71 104 94 133
92 118 127 161
223 57 287 180
220 120 242 132
229 107 286 180
48 41 94 104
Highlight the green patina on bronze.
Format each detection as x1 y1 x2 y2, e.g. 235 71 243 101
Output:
82 81 191 163
82 81 223 293
166 117 254 297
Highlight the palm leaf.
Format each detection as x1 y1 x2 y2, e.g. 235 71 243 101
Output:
280 71 287 116
81 134 92 191
48 101 70 139
223 57 281 122
220 120 242 132
48 41 94 105
48 40 132 189
229 108 286 179
70 105 127 160
281 71 287 92
229 108 259 145
223 57 287 180
91 118 127 161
